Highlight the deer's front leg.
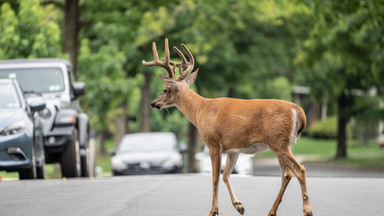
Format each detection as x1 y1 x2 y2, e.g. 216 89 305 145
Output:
209 147 221 216
223 152 244 215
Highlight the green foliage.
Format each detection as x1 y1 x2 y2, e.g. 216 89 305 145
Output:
297 0 384 102
77 39 143 133
0 1 62 59
309 116 338 139
308 116 353 139
294 0 384 157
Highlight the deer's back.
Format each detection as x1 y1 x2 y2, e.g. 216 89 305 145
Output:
197 98 306 153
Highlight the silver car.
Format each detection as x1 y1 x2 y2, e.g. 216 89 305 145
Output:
111 132 183 175
195 146 254 176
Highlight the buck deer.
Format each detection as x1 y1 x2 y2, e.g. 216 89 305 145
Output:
142 38 313 216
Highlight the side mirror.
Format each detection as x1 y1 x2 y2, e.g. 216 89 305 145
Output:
73 82 85 97
29 101 46 112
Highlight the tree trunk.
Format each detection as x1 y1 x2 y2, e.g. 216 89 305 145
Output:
140 72 151 132
336 92 347 158
63 0 79 78
114 105 127 148
98 130 106 155
187 122 198 173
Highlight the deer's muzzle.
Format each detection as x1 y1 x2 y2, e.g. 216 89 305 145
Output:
151 102 161 110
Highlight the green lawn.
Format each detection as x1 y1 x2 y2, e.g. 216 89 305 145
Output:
255 137 384 170
96 154 113 177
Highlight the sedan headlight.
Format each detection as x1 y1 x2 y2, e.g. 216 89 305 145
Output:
0 121 26 135
162 155 182 168
111 157 127 171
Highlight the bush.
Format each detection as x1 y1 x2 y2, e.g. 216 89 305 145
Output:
308 116 338 139
308 116 353 139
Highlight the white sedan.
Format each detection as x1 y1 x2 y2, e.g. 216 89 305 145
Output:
195 146 253 176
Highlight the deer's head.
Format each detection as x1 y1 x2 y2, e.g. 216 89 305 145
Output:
142 38 199 110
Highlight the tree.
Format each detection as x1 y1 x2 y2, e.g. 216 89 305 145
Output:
78 0 181 149
0 0 62 59
63 0 79 78
297 0 384 158
77 39 142 150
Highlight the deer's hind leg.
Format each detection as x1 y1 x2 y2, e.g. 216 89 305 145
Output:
268 159 292 216
223 152 244 215
276 150 313 216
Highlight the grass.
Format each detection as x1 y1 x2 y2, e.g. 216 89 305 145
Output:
96 154 112 177
254 137 336 158
255 137 384 170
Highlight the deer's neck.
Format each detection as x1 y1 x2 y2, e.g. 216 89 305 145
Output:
175 87 206 127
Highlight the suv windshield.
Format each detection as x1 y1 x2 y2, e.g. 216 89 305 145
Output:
0 68 64 93
0 83 21 109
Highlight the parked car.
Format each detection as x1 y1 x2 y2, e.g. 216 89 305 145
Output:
195 146 253 176
111 132 183 175
0 59 90 178
0 79 46 179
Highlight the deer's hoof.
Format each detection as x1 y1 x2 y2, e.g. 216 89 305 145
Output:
211 211 219 216
234 201 245 215
304 209 313 216
267 210 276 216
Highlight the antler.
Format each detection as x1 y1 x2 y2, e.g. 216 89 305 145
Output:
142 38 175 79
142 38 195 81
172 44 195 81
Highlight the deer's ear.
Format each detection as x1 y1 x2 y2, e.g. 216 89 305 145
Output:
186 68 199 86
160 74 178 88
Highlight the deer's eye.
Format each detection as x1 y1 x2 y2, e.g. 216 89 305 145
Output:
163 89 168 94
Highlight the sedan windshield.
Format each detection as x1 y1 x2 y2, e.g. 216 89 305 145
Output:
118 135 176 153
0 68 64 93
0 83 21 109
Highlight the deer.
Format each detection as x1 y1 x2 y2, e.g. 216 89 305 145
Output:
142 38 313 216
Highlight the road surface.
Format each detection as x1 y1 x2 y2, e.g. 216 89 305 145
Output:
0 174 383 216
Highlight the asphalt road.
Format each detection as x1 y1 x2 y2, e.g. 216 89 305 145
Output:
0 174 383 216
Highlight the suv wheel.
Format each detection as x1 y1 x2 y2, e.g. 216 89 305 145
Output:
36 164 45 179
19 146 37 180
80 147 89 177
61 129 81 178
36 154 45 179
36 132 45 179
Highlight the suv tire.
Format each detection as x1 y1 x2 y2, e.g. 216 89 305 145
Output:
80 148 89 177
61 129 81 178
19 147 37 180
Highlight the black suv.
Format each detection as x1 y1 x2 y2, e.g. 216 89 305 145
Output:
0 59 91 178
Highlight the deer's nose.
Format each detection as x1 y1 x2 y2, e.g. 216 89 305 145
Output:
151 102 161 109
